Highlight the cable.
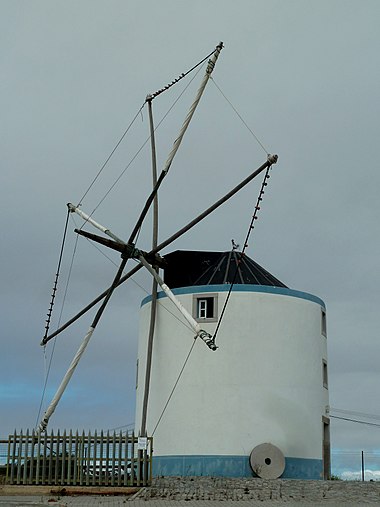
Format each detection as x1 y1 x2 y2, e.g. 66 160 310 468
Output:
36 210 71 426
212 165 272 343
331 408 380 422
77 46 215 217
330 415 380 428
35 219 80 428
152 338 197 436
77 103 145 207
56 215 81 328
210 77 269 155
86 63 204 219
332 450 380 457
147 45 218 100
43 210 70 341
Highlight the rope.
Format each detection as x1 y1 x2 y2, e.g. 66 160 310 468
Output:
331 408 380 422
77 46 217 214
152 338 197 436
210 77 269 155
330 415 380 429
43 210 70 342
77 103 145 207
35 218 80 428
161 45 222 176
56 215 81 328
147 46 218 100
212 165 272 343
83 63 205 222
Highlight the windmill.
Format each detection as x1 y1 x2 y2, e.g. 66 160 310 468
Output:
38 42 278 437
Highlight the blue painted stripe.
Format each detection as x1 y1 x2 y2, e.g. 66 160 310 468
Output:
152 455 323 480
141 284 325 309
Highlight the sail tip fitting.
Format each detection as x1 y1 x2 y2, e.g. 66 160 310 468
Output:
37 419 47 434
267 154 278 165
199 331 218 351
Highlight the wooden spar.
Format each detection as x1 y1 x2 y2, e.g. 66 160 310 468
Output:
140 99 158 438
41 155 278 346
67 203 124 244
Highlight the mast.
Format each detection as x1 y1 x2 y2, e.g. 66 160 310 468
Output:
140 98 158 438
139 42 223 437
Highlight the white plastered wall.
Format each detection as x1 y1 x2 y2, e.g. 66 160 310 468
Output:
135 288 328 459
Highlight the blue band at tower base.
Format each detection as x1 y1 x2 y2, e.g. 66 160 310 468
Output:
152 455 323 480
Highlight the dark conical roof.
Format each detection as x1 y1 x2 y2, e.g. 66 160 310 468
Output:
163 250 287 289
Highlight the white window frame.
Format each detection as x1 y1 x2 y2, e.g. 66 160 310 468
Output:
193 293 218 323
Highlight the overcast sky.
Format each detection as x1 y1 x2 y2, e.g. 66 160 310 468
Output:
1 0 380 478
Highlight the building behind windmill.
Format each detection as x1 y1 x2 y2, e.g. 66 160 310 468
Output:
135 250 330 480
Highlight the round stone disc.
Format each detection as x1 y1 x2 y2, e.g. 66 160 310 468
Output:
249 443 285 479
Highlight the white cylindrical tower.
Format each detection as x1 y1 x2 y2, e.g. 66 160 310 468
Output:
135 251 329 479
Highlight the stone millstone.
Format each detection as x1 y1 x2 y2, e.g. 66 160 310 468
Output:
249 442 285 479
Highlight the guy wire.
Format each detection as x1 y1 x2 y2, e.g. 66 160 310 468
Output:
82 63 204 224
212 165 272 343
147 46 217 100
210 77 269 155
77 45 216 211
36 216 80 428
77 103 145 207
43 209 70 342
152 338 197 436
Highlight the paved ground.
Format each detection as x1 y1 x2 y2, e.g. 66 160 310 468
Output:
0 497 379 506
2 477 380 506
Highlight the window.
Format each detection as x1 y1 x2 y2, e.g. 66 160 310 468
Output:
198 297 214 318
323 359 328 389
136 359 139 389
193 294 218 322
321 309 327 337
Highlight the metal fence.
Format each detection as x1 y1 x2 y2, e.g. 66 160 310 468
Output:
0 439 7 466
5 430 152 487
331 450 380 481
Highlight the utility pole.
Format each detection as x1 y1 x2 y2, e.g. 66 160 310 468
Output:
361 451 365 481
